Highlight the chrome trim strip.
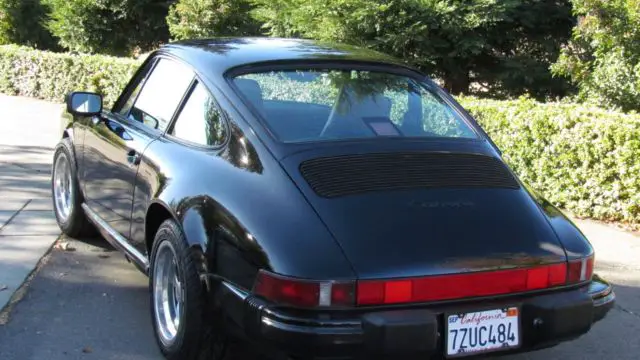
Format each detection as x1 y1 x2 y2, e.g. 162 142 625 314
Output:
262 307 362 328
82 203 149 269
222 281 249 300
587 279 610 296
593 291 616 307
261 316 363 336
587 278 615 307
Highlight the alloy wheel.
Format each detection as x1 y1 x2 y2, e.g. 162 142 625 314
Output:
153 241 184 347
53 153 73 222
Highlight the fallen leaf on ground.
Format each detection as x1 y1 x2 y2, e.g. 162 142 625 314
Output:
54 242 76 252
0 285 8 292
98 254 110 259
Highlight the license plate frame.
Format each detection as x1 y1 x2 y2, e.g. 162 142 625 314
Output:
444 306 521 358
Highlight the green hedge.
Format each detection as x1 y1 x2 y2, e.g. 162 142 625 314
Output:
460 96 640 226
1 45 638 226
0 45 140 107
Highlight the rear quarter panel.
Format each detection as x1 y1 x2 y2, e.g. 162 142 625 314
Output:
524 185 594 259
132 110 355 291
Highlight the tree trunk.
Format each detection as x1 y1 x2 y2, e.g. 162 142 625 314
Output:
444 71 471 95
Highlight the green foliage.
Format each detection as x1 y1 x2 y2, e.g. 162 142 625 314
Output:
0 45 638 225
44 0 170 56
0 0 57 49
460 95 640 225
167 0 261 40
0 45 140 107
251 0 574 98
552 0 640 112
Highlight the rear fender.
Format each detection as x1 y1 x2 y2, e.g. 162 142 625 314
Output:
154 195 263 292
524 184 594 259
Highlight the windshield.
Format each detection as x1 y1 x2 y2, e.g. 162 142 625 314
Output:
232 69 477 143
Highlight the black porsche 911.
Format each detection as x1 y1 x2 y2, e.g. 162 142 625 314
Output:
52 38 614 360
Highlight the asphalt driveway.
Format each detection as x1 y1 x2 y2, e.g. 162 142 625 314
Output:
0 94 638 359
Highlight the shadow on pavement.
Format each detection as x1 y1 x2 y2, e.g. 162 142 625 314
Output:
0 145 54 200
0 235 265 360
0 236 160 360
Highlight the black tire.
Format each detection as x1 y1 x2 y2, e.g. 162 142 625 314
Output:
149 219 226 360
51 138 96 238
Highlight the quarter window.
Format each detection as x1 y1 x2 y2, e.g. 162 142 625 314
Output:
128 58 194 132
171 82 227 147
117 61 152 117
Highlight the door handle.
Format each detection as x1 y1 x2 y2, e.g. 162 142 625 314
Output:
126 150 141 166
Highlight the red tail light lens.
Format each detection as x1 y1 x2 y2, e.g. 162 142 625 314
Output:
253 270 355 308
568 255 595 283
357 263 569 306
255 257 595 308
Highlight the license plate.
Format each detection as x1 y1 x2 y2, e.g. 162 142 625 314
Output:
446 307 520 357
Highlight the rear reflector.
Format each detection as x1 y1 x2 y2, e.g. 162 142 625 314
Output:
357 263 570 306
253 270 355 308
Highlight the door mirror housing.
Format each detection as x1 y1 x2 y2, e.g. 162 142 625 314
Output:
67 92 103 116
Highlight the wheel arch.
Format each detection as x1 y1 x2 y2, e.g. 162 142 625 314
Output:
60 111 75 144
145 198 213 280
145 200 176 255
145 194 265 292
59 126 80 172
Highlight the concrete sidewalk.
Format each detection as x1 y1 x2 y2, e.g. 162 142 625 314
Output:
0 95 64 312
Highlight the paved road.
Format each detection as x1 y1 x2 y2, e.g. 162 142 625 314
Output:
0 94 639 359
0 237 160 360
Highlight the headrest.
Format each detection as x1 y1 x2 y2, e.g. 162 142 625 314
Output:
340 88 392 118
322 87 393 138
235 78 265 116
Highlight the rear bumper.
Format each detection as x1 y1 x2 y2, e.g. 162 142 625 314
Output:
589 275 615 323
218 276 614 359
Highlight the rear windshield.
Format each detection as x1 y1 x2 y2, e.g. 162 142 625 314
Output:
232 69 477 143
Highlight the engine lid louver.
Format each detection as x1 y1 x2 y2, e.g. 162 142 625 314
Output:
299 152 520 198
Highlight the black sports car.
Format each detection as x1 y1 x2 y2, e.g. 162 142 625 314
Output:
52 38 614 360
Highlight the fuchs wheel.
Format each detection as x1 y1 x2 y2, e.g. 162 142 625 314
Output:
150 219 226 360
51 138 95 237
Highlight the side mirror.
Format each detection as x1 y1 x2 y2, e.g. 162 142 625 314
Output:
66 92 103 116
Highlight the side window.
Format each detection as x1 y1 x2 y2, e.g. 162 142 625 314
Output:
171 82 227 147
128 58 194 132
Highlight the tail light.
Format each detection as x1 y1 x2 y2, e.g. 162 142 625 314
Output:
254 256 595 308
357 263 569 306
568 255 595 283
253 270 355 308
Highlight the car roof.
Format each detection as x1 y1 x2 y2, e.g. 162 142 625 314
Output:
161 37 418 75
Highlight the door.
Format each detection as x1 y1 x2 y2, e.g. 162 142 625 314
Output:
81 57 195 239
128 80 231 253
